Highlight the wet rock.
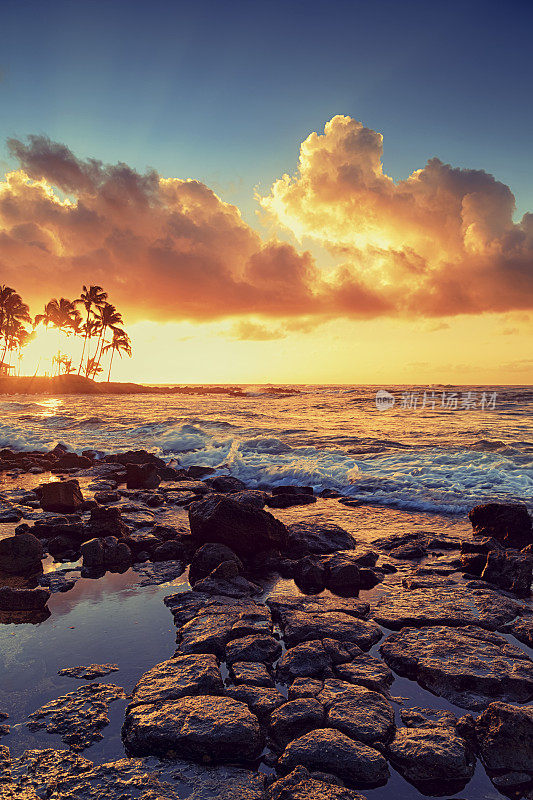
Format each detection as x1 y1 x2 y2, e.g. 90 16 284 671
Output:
277 641 334 683
166 591 272 657
268 592 370 621
38 479 84 513
126 463 161 490
0 585 50 610
372 586 521 630
58 664 119 679
334 653 393 693
285 521 356 558
130 654 224 706
380 625 533 709
267 494 317 509
481 547 532 597
80 536 132 571
94 490 120 504
325 685 395 746
38 568 77 592
152 540 184 562
268 767 368 799
226 634 282 665
123 694 263 762
192 572 262 599
131 559 185 586
475 702 533 774
189 494 288 557
324 552 360 594
386 724 475 785
288 678 324 699
0 532 43 574
230 490 268 509
226 685 286 718
510 615 533 647
269 699 325 749
205 475 247 493
272 485 314 496
0 505 23 522
293 555 327 592
87 505 130 538
469 502 533 549
278 728 389 787
189 542 243 585
278 609 381 650
28 683 126 750
230 661 274 687
187 464 216 479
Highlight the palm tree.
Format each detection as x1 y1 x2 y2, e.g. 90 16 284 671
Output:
76 285 108 374
103 328 132 381
34 297 81 335
0 286 31 364
89 302 123 377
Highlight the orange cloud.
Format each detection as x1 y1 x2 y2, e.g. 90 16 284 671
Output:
260 115 533 316
1 124 532 328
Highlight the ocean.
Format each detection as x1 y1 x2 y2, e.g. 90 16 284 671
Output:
1 384 532 514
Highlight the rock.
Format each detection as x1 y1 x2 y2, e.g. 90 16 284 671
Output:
475 702 533 773
0 506 23 522
325 685 395 746
380 625 533 709
126 463 161 490
278 728 389 787
388 543 426 560
81 536 132 571
324 552 361 594
230 661 274 687
372 586 521 630
386 724 475 785
152 540 185 561
272 486 314 496
268 767 367 799
123 695 263 762
226 685 286 718
481 548 532 596
39 570 77 593
187 465 216 479
94 490 120 504
230 490 268 509
87 505 130 538
39 480 84 513
267 494 317 509
0 533 43 574
206 476 246 493
510 616 533 647
278 609 381 650
277 641 334 683
293 556 327 592
58 664 119 679
268 592 370 622
131 559 185 586
189 494 288 557
469 502 533 549
0 585 50 610
189 542 243 585
334 654 394 692
285 522 356 558
28 683 126 750
225 634 282 665
130 654 224 706
269 699 325 749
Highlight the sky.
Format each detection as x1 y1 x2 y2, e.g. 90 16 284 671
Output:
1 0 532 384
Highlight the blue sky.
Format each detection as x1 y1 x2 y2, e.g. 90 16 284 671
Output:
1 0 532 223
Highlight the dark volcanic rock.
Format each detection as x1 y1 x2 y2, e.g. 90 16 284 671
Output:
278 728 389 787
475 702 533 774
87 505 130 538
189 494 288 557
267 592 370 623
189 542 243 585
334 654 394 692
510 615 533 648
58 664 119 679
386 724 476 785
123 695 262 762
130 654 224 706
0 585 49 611
80 536 132 571
481 547 532 597
126 463 161 490
269 698 325 749
28 683 126 750
39 479 84 513
277 641 334 683
268 767 367 799
0 532 42 574
267 493 317 509
226 685 286 718
285 521 356 558
325 685 395 746
324 552 361 594
206 476 246 493
277 609 381 651
469 502 533 549
372 586 521 630
229 660 274 687
225 634 282 665
380 625 533 709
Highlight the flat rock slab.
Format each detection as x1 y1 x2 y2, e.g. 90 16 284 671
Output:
325 685 395 746
132 560 186 586
281 611 382 650
123 695 263 763
380 625 533 709
269 767 367 799
28 683 126 750
130 654 224 706
386 724 476 785
267 592 369 622
475 702 533 773
372 586 521 630
58 664 119 679
6 748 266 800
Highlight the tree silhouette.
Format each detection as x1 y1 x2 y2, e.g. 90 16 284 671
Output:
76 285 108 374
0 286 31 364
103 328 132 381
88 302 123 377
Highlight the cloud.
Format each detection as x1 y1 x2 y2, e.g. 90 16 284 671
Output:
1 122 532 325
228 320 286 341
260 115 533 316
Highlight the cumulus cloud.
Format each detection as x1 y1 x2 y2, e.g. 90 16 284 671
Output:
228 320 286 341
260 115 533 316
1 122 532 324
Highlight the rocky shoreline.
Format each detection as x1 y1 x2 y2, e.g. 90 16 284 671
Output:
0 444 532 799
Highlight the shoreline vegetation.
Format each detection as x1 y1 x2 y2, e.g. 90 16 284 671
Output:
0 374 302 396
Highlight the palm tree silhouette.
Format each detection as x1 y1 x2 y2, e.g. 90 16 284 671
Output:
76 285 108 374
89 302 123 377
34 297 82 335
103 328 132 381
0 286 31 364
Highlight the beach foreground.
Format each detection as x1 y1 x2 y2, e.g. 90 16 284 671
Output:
0 444 532 800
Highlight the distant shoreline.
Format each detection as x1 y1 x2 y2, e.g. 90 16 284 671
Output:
0 374 300 397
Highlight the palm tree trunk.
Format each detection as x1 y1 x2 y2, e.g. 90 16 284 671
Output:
107 347 115 381
78 325 89 374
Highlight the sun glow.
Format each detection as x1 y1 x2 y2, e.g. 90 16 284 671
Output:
20 327 84 377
